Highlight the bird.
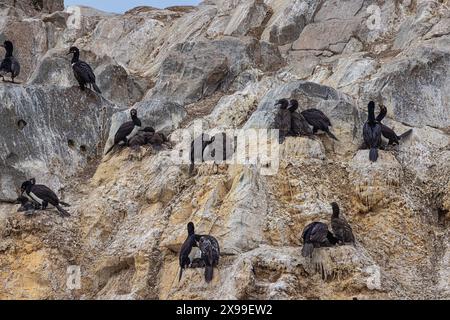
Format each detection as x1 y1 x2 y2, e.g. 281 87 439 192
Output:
376 104 413 146
179 222 198 282
105 109 142 155
300 108 338 140
301 222 338 258
274 99 291 143
67 46 101 93
15 195 40 214
128 127 155 150
0 40 20 83
363 101 382 162
189 133 215 175
20 178 70 217
330 202 355 245
197 235 220 283
287 99 313 136
381 126 413 146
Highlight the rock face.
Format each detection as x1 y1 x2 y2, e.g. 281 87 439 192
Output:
0 0 449 300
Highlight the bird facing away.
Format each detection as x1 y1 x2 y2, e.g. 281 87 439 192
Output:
275 99 291 143
189 133 215 175
376 104 413 145
363 101 382 162
197 235 220 283
21 178 70 217
179 222 197 282
0 40 20 83
15 195 40 213
105 109 142 155
67 46 101 93
301 222 338 258
300 107 338 141
330 202 355 245
287 99 313 137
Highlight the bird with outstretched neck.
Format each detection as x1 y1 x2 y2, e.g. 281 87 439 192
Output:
68 46 101 94
179 222 197 282
363 101 382 162
0 40 20 83
376 104 413 146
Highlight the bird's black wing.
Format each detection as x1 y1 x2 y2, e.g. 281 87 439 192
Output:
301 222 316 242
301 109 331 130
30 184 59 205
290 112 313 136
309 222 329 243
114 121 135 143
381 124 398 142
73 60 96 83
0 57 11 72
332 218 355 243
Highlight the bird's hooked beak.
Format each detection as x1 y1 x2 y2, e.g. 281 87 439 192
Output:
67 51 72 55
274 101 282 106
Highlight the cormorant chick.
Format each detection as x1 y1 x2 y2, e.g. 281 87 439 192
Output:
179 222 197 282
189 133 215 175
15 196 40 214
330 202 355 245
287 99 313 136
128 127 155 150
301 222 338 258
67 46 101 93
0 41 20 83
363 101 382 162
300 108 338 140
105 109 142 155
274 99 291 143
197 235 220 283
376 104 413 145
21 178 70 217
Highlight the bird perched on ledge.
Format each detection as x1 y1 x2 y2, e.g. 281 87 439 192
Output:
0 40 20 83
67 46 101 93
21 178 70 217
105 109 142 155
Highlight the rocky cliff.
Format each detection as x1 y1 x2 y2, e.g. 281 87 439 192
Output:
0 0 449 300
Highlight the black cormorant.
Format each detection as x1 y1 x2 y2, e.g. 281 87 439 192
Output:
21 178 70 216
105 109 142 155
330 202 355 245
179 222 197 282
376 104 413 145
0 41 20 83
301 222 338 258
189 133 215 175
67 46 101 93
301 108 338 140
275 99 291 143
197 235 220 283
287 99 313 136
363 101 382 162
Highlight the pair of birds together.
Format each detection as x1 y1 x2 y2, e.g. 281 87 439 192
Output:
16 178 70 217
302 202 355 258
363 101 413 162
179 222 220 283
105 108 167 155
275 98 338 142
0 41 100 93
